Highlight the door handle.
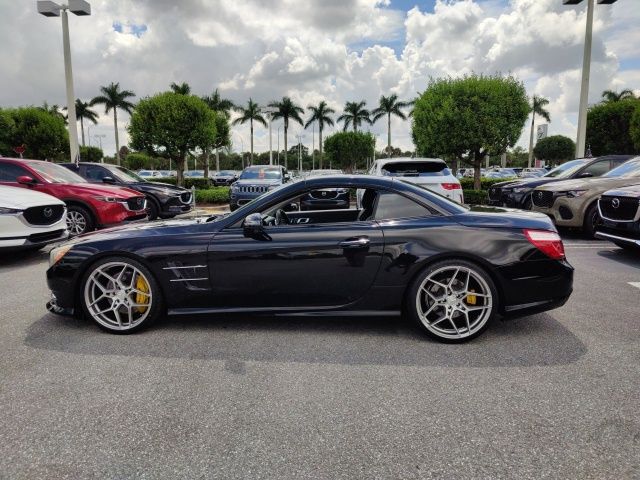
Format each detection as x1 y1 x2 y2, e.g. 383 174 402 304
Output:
339 237 370 249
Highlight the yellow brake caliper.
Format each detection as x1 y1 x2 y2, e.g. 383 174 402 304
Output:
466 289 477 305
135 274 150 313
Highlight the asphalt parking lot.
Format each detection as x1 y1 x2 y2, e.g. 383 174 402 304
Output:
0 233 639 479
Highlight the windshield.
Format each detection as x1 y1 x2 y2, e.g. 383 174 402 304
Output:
603 158 640 178
543 159 586 178
110 166 145 183
217 170 235 176
239 167 282 180
382 161 450 177
27 161 87 184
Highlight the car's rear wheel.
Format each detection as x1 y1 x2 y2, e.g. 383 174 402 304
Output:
80 257 162 333
407 259 497 342
66 205 94 236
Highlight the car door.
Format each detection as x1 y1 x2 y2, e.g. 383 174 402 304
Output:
207 219 384 309
0 162 33 189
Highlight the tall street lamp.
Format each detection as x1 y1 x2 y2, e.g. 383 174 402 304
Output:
564 0 618 158
37 0 91 164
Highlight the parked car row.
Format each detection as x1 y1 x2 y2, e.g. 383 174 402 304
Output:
0 157 195 251
136 169 240 184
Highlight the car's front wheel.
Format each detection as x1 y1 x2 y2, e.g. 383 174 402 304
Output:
66 205 94 236
80 257 162 333
407 259 498 342
584 203 602 238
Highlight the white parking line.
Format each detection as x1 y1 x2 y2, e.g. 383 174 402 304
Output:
629 282 640 290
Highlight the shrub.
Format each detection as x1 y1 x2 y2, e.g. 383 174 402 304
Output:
462 190 488 205
459 177 510 190
195 187 230 204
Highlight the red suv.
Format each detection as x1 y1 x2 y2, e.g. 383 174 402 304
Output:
0 158 148 236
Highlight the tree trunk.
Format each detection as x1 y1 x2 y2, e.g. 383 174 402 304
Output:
387 113 391 151
528 113 535 168
80 117 85 147
176 157 184 187
473 151 482 190
215 148 220 171
250 119 254 165
319 125 323 169
203 148 210 181
451 157 458 176
114 110 120 166
284 122 288 170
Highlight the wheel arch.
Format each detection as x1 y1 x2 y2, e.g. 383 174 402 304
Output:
62 198 98 224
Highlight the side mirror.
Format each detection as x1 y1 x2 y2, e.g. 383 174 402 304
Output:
243 213 263 237
102 176 116 184
578 172 593 178
284 173 291 182
17 175 36 186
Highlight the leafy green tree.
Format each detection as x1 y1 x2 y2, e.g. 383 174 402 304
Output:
39 102 67 125
586 98 640 156
528 95 551 168
371 94 409 152
3 107 69 160
64 99 98 146
337 101 371 132
324 131 375 172
268 97 305 169
202 89 235 173
0 110 15 156
630 105 640 151
601 89 636 103
232 99 266 163
202 89 235 119
412 74 530 189
305 101 335 169
124 152 153 170
533 135 576 163
128 92 217 186
170 82 191 95
91 82 136 165
79 145 103 163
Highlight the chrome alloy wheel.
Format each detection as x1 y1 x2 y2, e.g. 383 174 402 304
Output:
416 265 493 340
83 261 153 331
66 210 87 236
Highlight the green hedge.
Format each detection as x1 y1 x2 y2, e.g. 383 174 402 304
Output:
459 177 513 190
150 177 212 189
463 190 489 205
195 187 230 204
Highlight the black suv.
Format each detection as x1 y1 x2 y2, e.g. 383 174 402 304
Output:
62 162 193 220
487 155 634 209
596 184 640 250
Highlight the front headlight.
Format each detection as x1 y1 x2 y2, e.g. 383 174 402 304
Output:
92 195 119 203
565 190 587 198
231 184 239 193
0 207 22 214
49 245 72 267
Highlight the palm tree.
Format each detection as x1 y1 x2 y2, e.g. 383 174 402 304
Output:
337 101 371 132
232 99 267 164
527 95 551 167
170 82 191 95
91 82 135 165
202 89 236 173
64 99 98 147
304 101 335 169
40 102 67 125
268 97 305 169
601 89 636 103
371 94 409 154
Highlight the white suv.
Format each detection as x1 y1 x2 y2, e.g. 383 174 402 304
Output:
369 158 464 203
0 185 68 250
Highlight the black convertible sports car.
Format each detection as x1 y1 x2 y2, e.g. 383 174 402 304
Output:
46 175 573 342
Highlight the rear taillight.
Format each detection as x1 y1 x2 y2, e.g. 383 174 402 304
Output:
523 229 565 260
441 183 461 190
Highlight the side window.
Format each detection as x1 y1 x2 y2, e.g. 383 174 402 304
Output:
0 163 30 182
85 165 107 181
582 160 610 177
373 192 431 220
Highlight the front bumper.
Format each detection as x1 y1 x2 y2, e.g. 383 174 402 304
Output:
46 293 74 316
161 195 194 216
533 196 583 228
595 222 640 247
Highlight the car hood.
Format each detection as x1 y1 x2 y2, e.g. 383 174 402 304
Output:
489 177 556 189
59 182 143 198
128 181 189 194
535 177 630 192
600 183 640 197
0 185 65 209
234 179 281 186
453 205 555 230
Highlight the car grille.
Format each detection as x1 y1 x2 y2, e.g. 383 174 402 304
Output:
599 196 639 221
488 187 502 201
126 197 146 211
309 190 339 200
532 190 555 208
180 192 192 204
237 185 270 193
28 229 65 243
23 204 65 225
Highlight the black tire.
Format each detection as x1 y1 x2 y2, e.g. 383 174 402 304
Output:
66 204 94 236
406 259 498 343
146 196 160 221
521 194 532 210
583 203 601 238
79 256 163 334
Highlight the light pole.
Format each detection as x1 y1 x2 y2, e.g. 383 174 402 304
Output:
37 1 91 164
277 126 282 165
564 0 618 158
